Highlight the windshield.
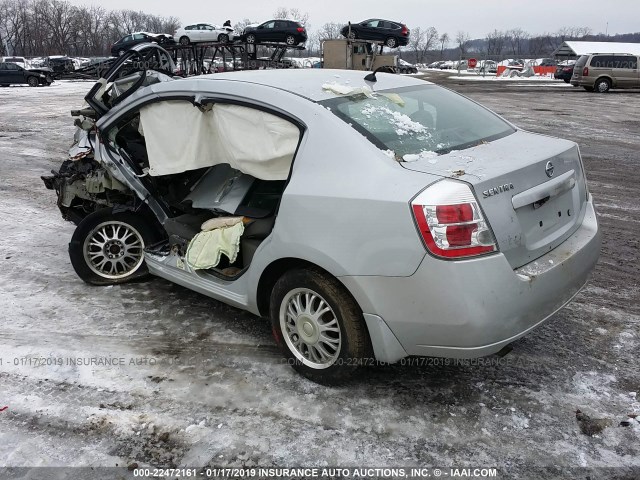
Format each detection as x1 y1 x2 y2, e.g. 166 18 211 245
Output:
319 85 515 159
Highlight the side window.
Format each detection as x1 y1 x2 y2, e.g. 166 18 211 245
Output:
366 20 380 28
133 33 145 40
591 56 614 68
6 63 18 70
186 25 194 30
0 64 6 70
264 21 276 29
613 56 637 69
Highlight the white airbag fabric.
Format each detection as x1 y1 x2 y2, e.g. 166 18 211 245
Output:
139 101 298 180
186 222 245 270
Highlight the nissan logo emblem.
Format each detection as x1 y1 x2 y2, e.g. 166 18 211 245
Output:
545 161 555 178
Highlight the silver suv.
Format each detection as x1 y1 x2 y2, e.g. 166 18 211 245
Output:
571 53 640 92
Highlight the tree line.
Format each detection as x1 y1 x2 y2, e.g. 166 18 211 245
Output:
0 0 180 56
1 0 639 61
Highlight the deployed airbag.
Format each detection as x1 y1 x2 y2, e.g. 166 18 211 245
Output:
185 222 245 270
139 101 299 180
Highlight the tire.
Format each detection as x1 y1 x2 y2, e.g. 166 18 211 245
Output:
347 31 357 40
285 35 296 46
584 86 594 92
594 78 611 93
179 36 190 46
218 33 229 44
563 78 570 83
385 37 398 48
68 209 161 286
118 49 125 56
27 76 39 87
246 34 256 45
270 268 371 384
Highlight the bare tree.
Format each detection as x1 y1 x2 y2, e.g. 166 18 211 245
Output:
408 26 425 63
439 32 449 59
506 28 529 56
317 21 342 40
455 30 470 56
486 29 506 56
273 7 309 26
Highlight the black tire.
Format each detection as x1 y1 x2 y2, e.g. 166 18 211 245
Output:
563 78 570 83
270 268 371 384
285 35 296 46
594 78 611 93
118 49 125 56
218 33 229 44
347 31 357 40
584 86 594 92
246 34 256 44
68 209 162 286
385 37 398 48
27 76 39 87
179 36 190 46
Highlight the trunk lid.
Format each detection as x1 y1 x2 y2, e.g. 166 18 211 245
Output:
402 130 588 268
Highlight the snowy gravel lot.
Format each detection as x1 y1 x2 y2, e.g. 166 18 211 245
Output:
0 78 639 479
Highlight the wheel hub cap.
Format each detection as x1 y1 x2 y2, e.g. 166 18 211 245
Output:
83 221 145 280
280 288 341 369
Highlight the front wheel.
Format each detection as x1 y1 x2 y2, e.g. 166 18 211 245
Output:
246 34 256 44
270 269 371 384
27 76 39 87
179 36 190 46
218 33 229 44
69 209 161 286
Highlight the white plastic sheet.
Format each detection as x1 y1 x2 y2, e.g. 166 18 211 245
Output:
139 100 299 180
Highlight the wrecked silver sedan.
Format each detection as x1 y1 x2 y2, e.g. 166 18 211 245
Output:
43 44 601 383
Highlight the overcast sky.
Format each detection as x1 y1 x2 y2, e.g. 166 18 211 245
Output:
70 0 639 39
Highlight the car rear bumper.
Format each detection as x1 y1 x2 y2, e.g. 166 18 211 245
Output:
340 195 600 360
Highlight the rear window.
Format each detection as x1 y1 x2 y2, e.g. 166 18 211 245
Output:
575 55 589 69
319 85 515 158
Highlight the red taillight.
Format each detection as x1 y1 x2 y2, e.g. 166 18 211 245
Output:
411 180 497 259
583 67 588 76
401 25 408 35
297 27 304 32
436 204 473 223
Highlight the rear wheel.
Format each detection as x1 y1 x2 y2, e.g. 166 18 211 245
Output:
285 35 296 46
27 76 39 87
218 33 229 43
270 268 371 384
595 78 611 93
179 36 190 46
246 33 256 44
385 37 398 48
69 209 161 286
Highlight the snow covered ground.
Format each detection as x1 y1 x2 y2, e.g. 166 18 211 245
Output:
0 80 639 479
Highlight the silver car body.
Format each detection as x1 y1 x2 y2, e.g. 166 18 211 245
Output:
86 67 600 364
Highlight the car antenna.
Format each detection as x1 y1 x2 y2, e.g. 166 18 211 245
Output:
364 66 387 83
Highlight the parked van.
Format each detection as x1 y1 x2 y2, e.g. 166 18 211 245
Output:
571 53 640 92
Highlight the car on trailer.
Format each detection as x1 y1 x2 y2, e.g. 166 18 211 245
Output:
43 43 600 384
175 24 236 45
110 32 175 57
241 20 307 46
341 19 410 48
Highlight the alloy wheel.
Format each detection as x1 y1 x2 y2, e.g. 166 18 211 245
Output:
83 221 145 280
280 288 341 369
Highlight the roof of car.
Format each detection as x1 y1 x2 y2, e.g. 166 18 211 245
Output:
188 69 431 102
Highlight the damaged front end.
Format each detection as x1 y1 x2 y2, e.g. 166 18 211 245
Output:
41 115 137 225
42 43 176 225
